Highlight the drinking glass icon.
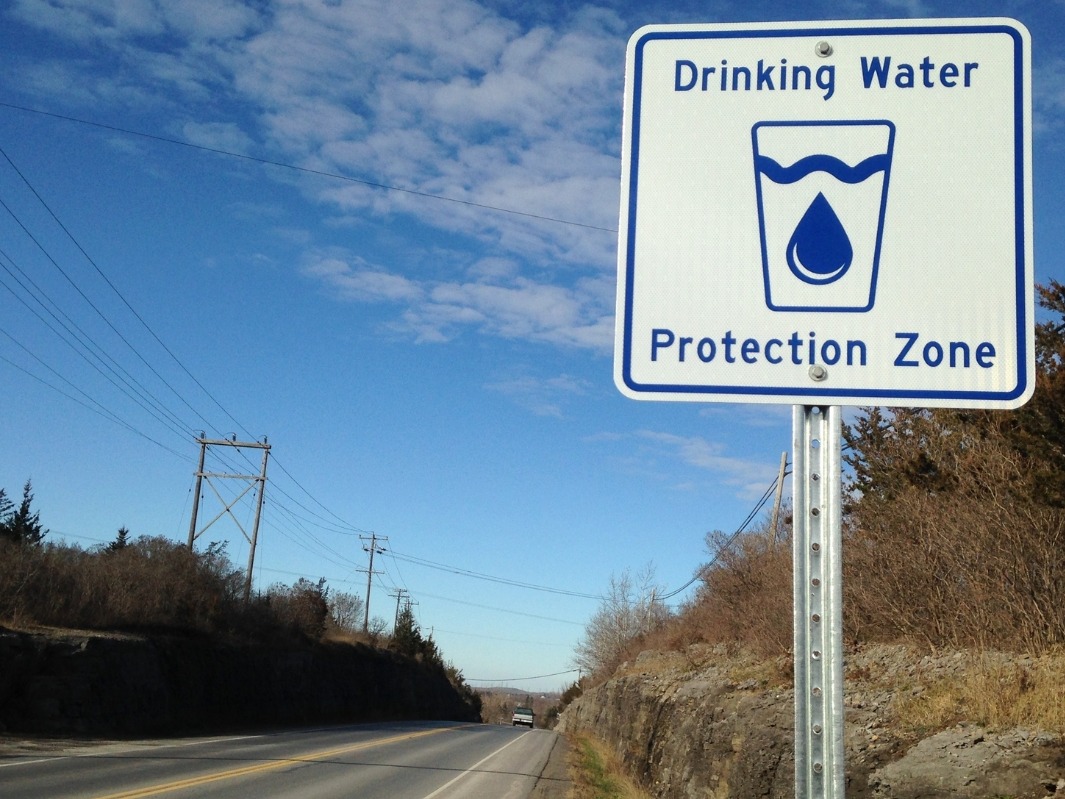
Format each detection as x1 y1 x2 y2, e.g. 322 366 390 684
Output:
752 120 895 312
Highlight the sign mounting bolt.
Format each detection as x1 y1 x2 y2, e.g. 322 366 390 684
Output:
816 40 832 57
809 365 828 382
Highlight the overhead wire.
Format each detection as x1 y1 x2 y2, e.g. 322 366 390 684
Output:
466 669 580 683
0 255 195 443
0 168 209 437
0 139 370 567
0 140 253 437
388 549 603 599
0 102 618 234
0 346 185 458
656 465 790 602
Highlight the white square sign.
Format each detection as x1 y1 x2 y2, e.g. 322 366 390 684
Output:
614 18 1034 408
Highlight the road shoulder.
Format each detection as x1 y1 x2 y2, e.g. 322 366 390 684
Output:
529 732 573 799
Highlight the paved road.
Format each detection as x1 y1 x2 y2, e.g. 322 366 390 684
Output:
0 721 563 799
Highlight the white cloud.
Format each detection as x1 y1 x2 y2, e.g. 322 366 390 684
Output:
301 253 424 303
1034 57 1065 140
486 373 591 417
635 430 780 497
299 247 613 350
182 120 255 154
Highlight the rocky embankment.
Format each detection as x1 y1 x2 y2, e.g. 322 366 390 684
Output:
0 627 479 735
557 644 1065 798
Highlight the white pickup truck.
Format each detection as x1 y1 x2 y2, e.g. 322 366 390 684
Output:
511 706 535 728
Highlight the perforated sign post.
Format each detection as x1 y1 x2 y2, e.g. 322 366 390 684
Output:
613 18 1033 798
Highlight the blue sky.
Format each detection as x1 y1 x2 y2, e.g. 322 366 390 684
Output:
2 0 1063 693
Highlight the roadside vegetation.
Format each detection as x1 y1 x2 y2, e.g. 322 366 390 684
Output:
569 734 652 799
568 281 1065 736
891 651 1065 735
0 504 480 717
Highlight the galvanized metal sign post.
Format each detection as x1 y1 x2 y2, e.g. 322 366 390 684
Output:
792 406 844 796
614 18 1032 798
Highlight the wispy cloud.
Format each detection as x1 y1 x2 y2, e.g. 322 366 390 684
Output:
1035 57 1065 140
633 430 781 498
301 253 425 303
486 373 592 417
300 249 613 349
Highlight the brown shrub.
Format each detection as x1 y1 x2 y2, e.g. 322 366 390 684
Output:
0 536 326 642
844 418 1065 653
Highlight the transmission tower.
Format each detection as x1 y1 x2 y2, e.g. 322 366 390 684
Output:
187 435 270 603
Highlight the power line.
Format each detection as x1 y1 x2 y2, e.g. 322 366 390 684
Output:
0 346 185 458
389 549 602 599
466 668 579 683
413 589 584 626
657 466 790 602
0 179 205 438
0 102 618 234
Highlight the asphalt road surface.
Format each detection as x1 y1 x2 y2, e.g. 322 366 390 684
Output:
0 721 565 799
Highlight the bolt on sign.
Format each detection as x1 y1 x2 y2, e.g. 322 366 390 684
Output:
614 18 1033 409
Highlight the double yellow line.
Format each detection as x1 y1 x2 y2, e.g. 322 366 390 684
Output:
94 726 455 799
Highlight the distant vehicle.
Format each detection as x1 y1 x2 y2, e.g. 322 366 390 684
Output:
511 706 535 728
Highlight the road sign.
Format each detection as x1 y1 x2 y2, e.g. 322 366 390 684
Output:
614 19 1033 408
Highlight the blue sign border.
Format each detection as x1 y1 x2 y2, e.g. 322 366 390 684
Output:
619 22 1030 405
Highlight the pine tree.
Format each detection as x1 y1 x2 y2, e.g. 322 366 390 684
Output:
0 480 47 546
106 526 131 552
0 488 12 527
391 602 423 658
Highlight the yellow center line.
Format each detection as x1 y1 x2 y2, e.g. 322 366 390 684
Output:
92 726 462 799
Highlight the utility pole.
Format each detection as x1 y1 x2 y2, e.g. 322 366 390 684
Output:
360 533 388 632
769 450 789 549
186 435 271 603
389 588 409 630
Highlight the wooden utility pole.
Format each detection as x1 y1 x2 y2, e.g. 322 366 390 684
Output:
769 450 789 549
360 533 388 632
389 588 409 630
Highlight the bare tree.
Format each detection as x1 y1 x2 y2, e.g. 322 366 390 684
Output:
328 591 365 633
574 564 669 677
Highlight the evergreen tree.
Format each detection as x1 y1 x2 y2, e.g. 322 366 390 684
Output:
106 526 131 552
391 602 423 658
0 488 12 527
0 480 47 546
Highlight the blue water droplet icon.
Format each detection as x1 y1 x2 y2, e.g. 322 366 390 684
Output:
786 192 853 284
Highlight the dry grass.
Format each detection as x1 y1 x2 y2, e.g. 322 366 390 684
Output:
568 734 652 799
892 649 1065 735
726 653 792 690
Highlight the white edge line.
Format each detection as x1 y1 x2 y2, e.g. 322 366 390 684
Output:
0 757 58 769
419 730 533 799
0 733 264 770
